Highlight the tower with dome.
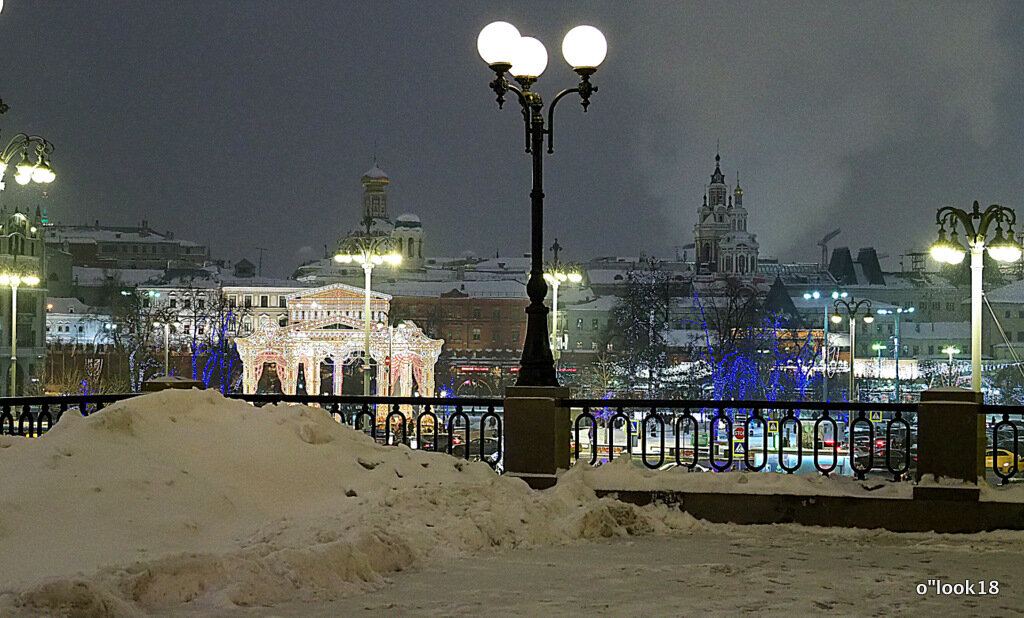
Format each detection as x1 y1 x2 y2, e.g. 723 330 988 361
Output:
346 161 425 270
693 152 759 279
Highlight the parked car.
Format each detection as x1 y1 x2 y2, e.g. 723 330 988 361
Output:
986 449 1023 474
451 437 501 460
416 433 463 452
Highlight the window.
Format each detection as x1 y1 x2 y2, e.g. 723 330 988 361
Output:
78 325 83 333
472 328 481 341
947 303 955 312
913 346 919 355
198 299 205 310
592 319 599 330
932 302 940 310
280 296 287 308
244 295 252 308
170 299 177 309
260 295 269 308
473 307 481 319
1018 332 1024 343
1006 311 1012 319
512 329 520 341
577 318 583 329
491 331 499 342
1019 311 1024 319
928 345 934 355
493 308 501 319
228 295 237 307
182 299 191 309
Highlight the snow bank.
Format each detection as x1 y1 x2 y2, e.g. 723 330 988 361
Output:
0 390 698 615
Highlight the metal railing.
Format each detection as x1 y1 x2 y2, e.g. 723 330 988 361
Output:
980 404 1024 485
0 393 504 467
564 398 918 482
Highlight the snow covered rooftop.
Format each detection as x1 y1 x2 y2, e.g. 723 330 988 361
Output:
378 279 526 299
73 266 165 286
45 297 94 314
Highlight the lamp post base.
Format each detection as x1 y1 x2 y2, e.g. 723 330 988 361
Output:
516 302 558 387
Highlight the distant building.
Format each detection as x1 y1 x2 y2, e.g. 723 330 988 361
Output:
0 206 48 394
45 297 114 345
45 220 210 270
693 152 759 279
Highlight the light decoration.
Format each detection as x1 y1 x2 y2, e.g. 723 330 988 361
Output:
235 284 442 424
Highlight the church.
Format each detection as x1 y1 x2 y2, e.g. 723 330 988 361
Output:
693 153 759 279
349 162 425 270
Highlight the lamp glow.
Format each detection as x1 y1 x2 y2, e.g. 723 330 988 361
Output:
561 25 607 69
477 21 521 65
509 36 547 78
567 272 583 283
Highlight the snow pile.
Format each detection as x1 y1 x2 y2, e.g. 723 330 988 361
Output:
0 390 696 615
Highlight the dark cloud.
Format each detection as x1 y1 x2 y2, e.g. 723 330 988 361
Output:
0 1 1020 275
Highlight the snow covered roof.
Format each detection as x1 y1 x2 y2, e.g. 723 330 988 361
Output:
73 266 165 286
47 227 199 246
985 279 1024 304
395 213 421 228
45 297 94 314
379 279 526 299
664 329 706 348
564 295 619 312
363 164 388 179
900 321 970 340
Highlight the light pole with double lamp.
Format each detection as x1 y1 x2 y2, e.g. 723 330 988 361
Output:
335 234 401 395
0 134 56 191
804 290 847 400
931 201 1021 392
543 263 582 363
831 296 873 403
876 306 914 402
477 21 607 386
151 320 180 376
942 345 961 386
1 273 39 396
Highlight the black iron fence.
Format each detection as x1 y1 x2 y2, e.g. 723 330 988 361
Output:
980 404 1024 485
0 393 504 467
4 392 1024 484
564 398 919 481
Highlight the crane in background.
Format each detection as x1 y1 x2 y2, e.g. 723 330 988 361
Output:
818 228 841 270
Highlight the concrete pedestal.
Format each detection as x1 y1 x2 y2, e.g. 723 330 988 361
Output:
915 387 984 494
503 386 570 489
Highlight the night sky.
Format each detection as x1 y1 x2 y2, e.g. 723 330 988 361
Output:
1 1 1022 275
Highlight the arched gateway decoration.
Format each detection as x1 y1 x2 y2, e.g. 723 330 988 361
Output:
235 283 443 423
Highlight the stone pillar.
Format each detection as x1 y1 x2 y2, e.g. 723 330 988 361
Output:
914 387 984 500
503 386 570 489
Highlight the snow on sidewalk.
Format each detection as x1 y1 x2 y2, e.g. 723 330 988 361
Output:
1 389 1021 615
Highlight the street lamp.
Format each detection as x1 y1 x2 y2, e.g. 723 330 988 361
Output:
871 343 887 378
931 201 1021 392
831 295 873 402
876 306 914 402
335 234 402 395
151 320 180 375
375 320 407 397
942 345 961 386
0 273 39 396
478 21 606 386
804 289 847 400
543 263 582 363
0 134 56 191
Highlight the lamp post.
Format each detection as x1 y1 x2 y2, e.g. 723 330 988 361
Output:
543 263 583 363
804 290 847 400
478 21 607 386
0 134 56 192
931 201 1022 392
335 234 402 395
151 320 180 375
1 273 39 396
875 306 913 401
871 343 887 379
942 345 961 386
375 320 407 397
831 296 873 402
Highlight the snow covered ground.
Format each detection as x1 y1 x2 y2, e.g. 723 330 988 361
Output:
1 390 1021 616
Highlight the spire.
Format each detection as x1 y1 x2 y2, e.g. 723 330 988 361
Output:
734 169 743 206
710 151 725 185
